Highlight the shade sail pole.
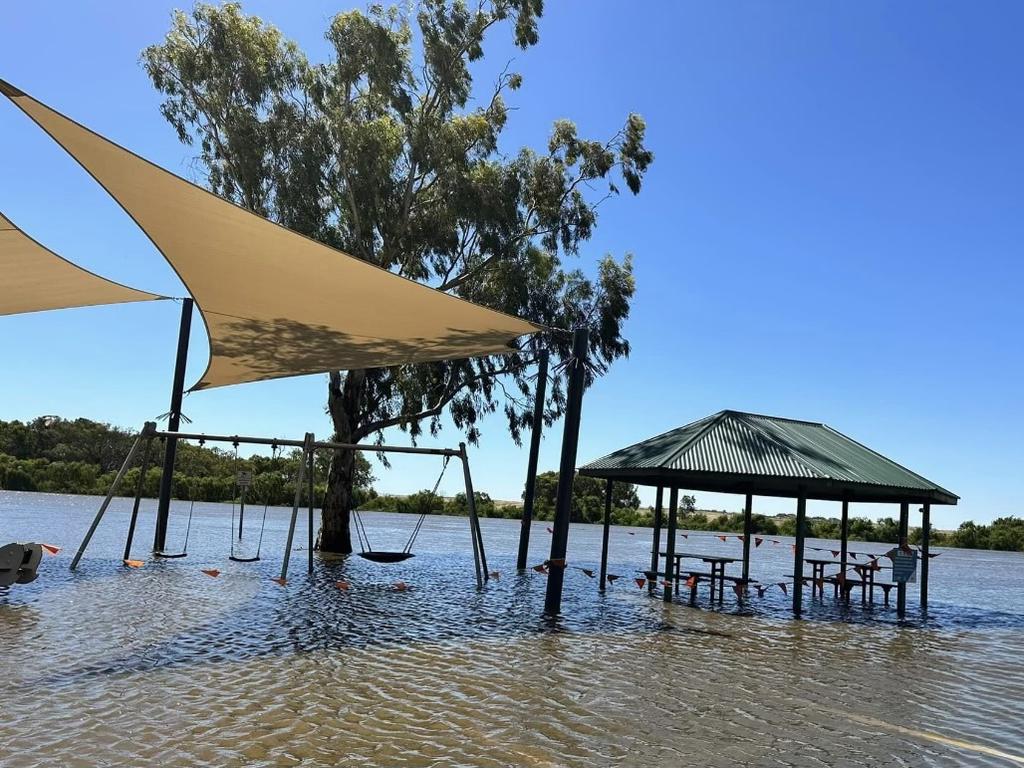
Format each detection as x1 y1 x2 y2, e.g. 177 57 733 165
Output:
154 298 194 552
517 349 549 571
543 328 589 617
648 486 663 595
920 504 931 613
664 487 678 603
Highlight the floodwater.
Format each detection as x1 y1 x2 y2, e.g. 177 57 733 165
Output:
1 491 1023 767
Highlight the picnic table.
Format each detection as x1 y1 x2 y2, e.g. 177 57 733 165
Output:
659 551 739 604
796 557 896 606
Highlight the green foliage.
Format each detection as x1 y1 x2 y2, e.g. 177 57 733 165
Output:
143 3 653 549
528 471 642 523
0 416 375 504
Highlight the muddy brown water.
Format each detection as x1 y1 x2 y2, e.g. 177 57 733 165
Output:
1 491 1023 767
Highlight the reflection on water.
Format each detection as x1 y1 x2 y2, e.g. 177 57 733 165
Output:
1 491 1023 767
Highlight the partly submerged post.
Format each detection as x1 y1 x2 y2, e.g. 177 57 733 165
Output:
543 328 589 617
840 494 850 585
897 501 909 617
663 487 679 603
280 432 313 582
599 479 613 592
154 297 194 552
460 442 486 588
741 492 753 586
123 437 156 562
792 488 807 616
920 503 931 612
517 348 549 571
648 485 663 595
307 447 315 574
71 423 154 570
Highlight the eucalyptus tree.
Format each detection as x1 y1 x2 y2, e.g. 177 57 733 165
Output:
144 1 653 552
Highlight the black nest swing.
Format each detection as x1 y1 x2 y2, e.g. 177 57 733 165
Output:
228 443 275 563
352 455 450 563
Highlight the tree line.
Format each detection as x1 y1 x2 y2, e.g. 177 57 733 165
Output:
0 416 375 507
3 417 1020 551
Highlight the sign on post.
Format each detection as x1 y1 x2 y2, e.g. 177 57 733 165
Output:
236 470 253 489
890 549 918 584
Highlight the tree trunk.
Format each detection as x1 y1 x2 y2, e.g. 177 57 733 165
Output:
318 369 366 554
318 448 355 553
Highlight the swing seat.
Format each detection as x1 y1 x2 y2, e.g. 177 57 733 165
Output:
359 551 415 564
229 555 261 563
153 551 188 559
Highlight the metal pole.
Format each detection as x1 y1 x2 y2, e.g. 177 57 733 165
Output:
741 492 753 586
793 489 807 616
308 447 315 574
517 349 549 571
897 501 909 617
920 503 931 612
663 487 679 602
154 297 194 552
280 432 312 582
238 495 245 540
460 443 484 588
648 486 663 594
123 437 156 562
840 495 850 582
71 424 153 570
543 328 589 617
599 479 613 592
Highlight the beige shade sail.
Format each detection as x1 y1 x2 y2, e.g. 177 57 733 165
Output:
0 210 162 316
1 79 542 391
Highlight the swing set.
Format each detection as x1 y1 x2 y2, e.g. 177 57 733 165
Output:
71 422 489 586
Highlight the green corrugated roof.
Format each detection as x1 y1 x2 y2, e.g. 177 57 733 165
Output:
579 410 958 505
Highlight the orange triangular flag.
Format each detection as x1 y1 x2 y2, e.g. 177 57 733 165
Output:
393 581 408 591
489 571 500 580
732 583 744 597
754 537 764 548
201 568 220 578
336 580 350 590
606 574 620 584
790 544 797 553
680 532 688 538
635 577 646 589
546 526 554 534
814 577 825 590
849 552 858 560
684 575 697 589
778 582 788 595
717 535 728 542
271 577 287 586
123 559 144 568
532 564 548 574
757 586 767 597
771 539 780 545
547 558 566 568
580 568 594 578
736 535 745 542
627 531 635 535
40 543 61 555
660 579 672 588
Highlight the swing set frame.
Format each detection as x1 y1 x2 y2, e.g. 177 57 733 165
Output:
70 422 490 587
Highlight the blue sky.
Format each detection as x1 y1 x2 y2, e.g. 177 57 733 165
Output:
2 2 1021 528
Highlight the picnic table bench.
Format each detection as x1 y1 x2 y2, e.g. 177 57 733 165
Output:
656 551 755 604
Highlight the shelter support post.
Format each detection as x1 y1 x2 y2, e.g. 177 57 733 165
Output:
599 480 612 592
897 501 909 617
123 436 156 562
154 297 194 552
741 493 753 587
840 495 850 596
543 328 589 617
920 504 931 612
792 489 807 616
71 423 154 570
307 448 315 574
517 349 549 571
460 443 486 588
648 486 663 595
664 487 679 603
280 432 313 582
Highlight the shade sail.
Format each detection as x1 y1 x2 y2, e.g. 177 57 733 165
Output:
580 410 958 505
0 210 161 316
1 80 542 391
